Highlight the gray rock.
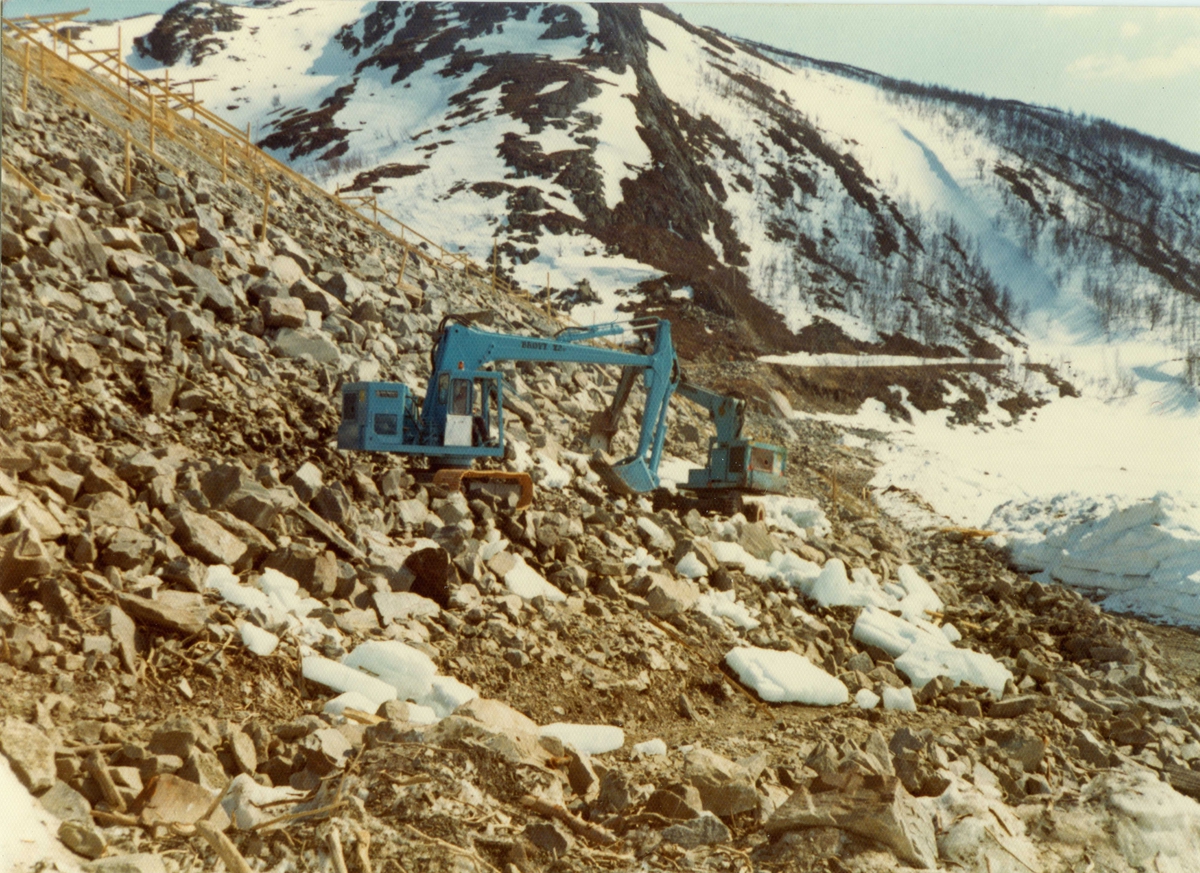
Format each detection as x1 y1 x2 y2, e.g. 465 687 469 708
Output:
166 309 213 341
261 295 306 329
323 272 368 304
226 482 298 531
525 820 574 856
662 812 731 848
264 542 337 598
737 521 783 561
287 461 324 503
373 591 440 624
988 695 1043 719
83 853 167 873
59 819 108 859
51 214 108 277
767 782 937 869
644 576 699 616
40 780 93 825
169 506 248 566
313 482 354 525
117 591 212 637
684 747 760 818
101 529 155 570
271 327 340 364
300 728 353 774
104 605 138 673
0 718 57 793
288 279 344 315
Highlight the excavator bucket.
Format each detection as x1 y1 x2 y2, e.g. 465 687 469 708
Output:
589 452 657 496
431 469 534 510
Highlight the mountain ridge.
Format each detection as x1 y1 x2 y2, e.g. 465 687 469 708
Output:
69 1 1200 378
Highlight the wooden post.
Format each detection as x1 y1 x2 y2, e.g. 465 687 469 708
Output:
397 247 409 287
492 240 498 293
22 44 30 111
191 80 196 120
124 130 132 194
546 272 552 317
260 181 271 242
245 122 251 158
40 40 45 79
221 138 227 184
149 92 156 153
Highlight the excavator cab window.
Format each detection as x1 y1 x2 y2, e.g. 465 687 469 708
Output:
451 379 470 415
465 376 501 446
729 446 746 474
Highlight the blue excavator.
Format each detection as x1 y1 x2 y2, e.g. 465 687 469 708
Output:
337 315 787 513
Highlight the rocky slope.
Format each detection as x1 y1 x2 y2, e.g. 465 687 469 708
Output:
4 31 1200 873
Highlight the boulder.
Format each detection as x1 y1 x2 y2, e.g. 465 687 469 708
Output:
766 780 937 869
0 718 57 793
169 506 248 566
684 747 760 818
261 296 306 329
271 327 340 364
51 213 108 277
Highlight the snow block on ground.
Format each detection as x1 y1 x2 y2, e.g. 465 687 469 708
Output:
301 654 398 708
811 559 891 608
634 738 668 756
342 640 437 702
418 675 478 719
696 590 759 630
725 646 848 705
239 621 279 657
855 688 881 709
539 723 625 754
894 642 1012 699
504 555 567 602
894 564 944 623
323 691 376 717
852 605 948 658
882 685 918 712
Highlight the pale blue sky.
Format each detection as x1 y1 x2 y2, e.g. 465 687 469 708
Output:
4 1 1198 153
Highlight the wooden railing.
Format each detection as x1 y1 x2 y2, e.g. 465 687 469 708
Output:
2 10 568 320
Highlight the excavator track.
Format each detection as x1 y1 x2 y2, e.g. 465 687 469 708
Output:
431 468 534 511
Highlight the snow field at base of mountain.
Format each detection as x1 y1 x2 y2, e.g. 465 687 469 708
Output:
804 335 1200 626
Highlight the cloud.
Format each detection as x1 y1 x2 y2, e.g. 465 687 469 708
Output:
1120 21 1141 39
1067 37 1200 82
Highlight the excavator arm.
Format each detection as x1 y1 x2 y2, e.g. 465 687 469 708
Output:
339 316 679 496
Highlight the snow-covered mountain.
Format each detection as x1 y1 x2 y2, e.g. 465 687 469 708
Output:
68 1 1200 370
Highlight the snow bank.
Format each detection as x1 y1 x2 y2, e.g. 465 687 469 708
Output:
724 646 848 705
1083 767 1200 873
1 755 86 873
990 492 1200 626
